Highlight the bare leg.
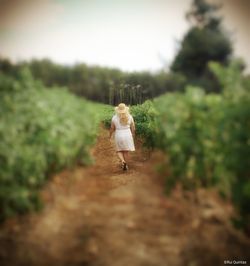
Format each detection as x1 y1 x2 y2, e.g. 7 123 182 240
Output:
123 151 129 163
122 151 129 170
117 151 125 163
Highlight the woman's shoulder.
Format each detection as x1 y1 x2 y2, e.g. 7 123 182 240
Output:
111 114 117 121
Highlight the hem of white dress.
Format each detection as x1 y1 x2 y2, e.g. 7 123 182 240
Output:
116 149 135 152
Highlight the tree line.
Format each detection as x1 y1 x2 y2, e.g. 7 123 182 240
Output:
0 57 186 105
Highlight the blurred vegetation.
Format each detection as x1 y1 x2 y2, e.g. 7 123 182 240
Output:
0 68 112 221
128 61 250 233
0 57 186 105
171 0 233 92
0 0 249 235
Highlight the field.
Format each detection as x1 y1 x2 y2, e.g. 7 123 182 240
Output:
1 62 249 230
0 63 249 265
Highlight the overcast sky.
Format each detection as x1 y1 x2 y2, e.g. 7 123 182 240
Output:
0 0 249 72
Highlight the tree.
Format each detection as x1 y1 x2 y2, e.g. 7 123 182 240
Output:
171 0 232 92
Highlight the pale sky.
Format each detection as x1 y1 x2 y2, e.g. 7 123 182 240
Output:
0 0 249 72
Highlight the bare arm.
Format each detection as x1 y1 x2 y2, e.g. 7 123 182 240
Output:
109 122 115 140
130 118 135 137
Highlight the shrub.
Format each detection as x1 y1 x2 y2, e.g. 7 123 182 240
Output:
0 69 102 220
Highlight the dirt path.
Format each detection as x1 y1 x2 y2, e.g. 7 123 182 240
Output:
0 127 250 266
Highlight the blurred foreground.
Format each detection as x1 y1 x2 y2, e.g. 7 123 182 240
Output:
0 127 249 266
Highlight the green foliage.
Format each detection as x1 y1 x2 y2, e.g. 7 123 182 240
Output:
130 102 158 147
99 108 117 129
133 61 249 232
209 61 250 230
1 61 249 233
171 0 232 92
186 0 221 28
0 69 103 221
0 57 186 105
153 87 226 190
172 27 232 78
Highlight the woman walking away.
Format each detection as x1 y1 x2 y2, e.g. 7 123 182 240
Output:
109 103 135 171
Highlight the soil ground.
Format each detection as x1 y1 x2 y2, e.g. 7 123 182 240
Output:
0 127 249 266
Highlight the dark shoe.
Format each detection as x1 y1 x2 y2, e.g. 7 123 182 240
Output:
122 162 128 171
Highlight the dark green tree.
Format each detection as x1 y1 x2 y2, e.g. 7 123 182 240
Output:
171 0 232 92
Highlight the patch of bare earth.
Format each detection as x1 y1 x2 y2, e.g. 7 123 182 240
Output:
0 127 249 266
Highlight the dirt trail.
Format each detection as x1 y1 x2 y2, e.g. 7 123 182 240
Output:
0 127 250 266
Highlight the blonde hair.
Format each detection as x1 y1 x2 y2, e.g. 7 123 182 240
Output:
118 112 129 125
115 103 130 125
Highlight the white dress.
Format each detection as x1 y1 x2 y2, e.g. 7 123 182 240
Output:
112 114 135 152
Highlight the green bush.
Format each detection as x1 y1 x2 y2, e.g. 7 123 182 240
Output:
0 69 102 220
130 102 158 147
209 61 250 230
131 61 249 232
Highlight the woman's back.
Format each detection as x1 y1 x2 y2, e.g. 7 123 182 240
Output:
112 114 133 130
109 103 135 171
